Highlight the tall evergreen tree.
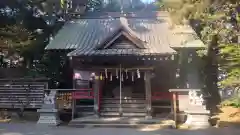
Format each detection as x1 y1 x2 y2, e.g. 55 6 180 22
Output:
162 0 240 97
0 0 104 87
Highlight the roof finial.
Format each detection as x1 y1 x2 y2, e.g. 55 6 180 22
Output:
120 0 123 14
120 17 128 26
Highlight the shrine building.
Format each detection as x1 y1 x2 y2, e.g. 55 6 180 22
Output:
45 11 205 119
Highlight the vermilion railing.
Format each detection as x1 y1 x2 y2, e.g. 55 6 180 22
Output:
72 88 94 99
151 92 173 100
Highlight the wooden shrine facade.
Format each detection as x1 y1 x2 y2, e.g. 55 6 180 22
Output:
68 54 178 118
67 51 203 119
45 12 205 118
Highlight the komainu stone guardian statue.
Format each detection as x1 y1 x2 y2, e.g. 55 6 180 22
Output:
37 90 60 125
184 89 211 129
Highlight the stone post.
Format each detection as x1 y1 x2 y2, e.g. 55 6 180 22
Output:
93 75 100 117
37 90 60 125
145 71 152 119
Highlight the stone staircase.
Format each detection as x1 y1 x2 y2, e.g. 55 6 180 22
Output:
100 98 147 117
68 116 174 128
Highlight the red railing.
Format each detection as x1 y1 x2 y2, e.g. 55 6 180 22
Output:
72 90 173 100
151 92 173 100
72 88 94 99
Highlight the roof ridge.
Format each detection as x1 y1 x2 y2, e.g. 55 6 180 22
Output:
119 17 145 43
80 11 170 19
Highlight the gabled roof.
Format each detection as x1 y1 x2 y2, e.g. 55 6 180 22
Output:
98 30 146 49
45 12 205 56
96 17 146 49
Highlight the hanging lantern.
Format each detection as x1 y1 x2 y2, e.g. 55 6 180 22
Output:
144 72 146 81
100 73 103 80
90 72 96 80
125 69 128 79
131 72 134 82
116 69 119 79
137 69 140 78
110 73 113 81
73 73 81 79
105 69 108 78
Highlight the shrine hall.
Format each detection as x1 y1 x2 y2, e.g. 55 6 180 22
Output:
45 11 205 119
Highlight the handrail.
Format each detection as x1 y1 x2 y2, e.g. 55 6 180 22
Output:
71 89 94 99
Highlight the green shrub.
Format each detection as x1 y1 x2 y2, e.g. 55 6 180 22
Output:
221 96 240 108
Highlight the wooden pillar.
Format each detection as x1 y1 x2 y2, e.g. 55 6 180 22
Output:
93 76 100 117
71 80 76 120
173 92 177 128
71 98 75 120
145 71 152 119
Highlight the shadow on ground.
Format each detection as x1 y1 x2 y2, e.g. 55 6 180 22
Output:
0 123 240 135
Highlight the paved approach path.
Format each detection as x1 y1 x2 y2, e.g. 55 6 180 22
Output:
0 123 240 135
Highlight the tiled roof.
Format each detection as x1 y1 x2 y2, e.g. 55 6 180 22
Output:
169 26 205 48
45 12 205 56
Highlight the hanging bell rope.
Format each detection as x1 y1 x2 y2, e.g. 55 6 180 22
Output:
116 69 119 79
105 69 108 79
137 69 140 78
144 72 146 81
125 69 128 79
100 72 103 80
110 73 113 81
131 72 134 82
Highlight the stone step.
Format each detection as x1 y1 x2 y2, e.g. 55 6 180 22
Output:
101 103 146 108
101 94 145 99
101 97 146 99
79 112 95 116
102 97 146 100
68 122 174 129
101 99 146 104
69 117 158 125
68 117 174 128
100 112 147 117
68 123 149 128
100 108 147 113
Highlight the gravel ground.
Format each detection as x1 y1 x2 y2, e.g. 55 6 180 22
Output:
0 123 240 135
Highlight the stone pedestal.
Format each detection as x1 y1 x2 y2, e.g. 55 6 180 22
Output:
169 89 211 129
37 106 60 125
37 90 60 126
184 107 211 129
